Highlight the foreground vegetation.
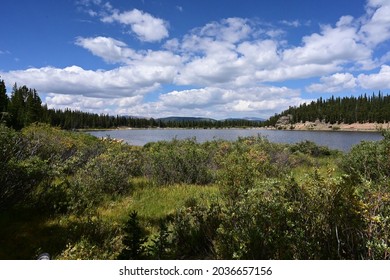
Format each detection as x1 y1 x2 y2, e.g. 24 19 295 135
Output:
1 123 390 259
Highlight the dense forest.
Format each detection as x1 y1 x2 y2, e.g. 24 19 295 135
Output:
0 80 261 130
265 92 390 126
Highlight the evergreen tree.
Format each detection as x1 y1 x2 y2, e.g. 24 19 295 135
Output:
8 84 26 129
8 84 43 129
267 92 390 126
118 211 148 260
25 88 43 125
0 79 8 112
0 79 9 123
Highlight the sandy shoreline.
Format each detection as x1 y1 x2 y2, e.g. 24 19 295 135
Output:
270 121 390 132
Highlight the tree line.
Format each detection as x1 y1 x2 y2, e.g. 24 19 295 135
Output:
0 80 262 130
265 92 390 126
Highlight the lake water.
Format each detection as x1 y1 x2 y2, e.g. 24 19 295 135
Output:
86 128 383 152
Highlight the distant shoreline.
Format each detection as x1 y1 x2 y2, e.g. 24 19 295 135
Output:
268 121 390 132
79 123 388 133
78 126 265 132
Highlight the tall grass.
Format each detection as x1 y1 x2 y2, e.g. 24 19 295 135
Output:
96 178 220 222
128 184 220 221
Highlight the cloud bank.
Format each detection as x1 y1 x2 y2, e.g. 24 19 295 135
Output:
2 0 390 119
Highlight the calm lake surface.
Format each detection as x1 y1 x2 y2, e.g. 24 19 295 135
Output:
87 128 383 152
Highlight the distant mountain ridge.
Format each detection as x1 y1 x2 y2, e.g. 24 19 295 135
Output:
157 116 217 123
225 117 266 121
157 116 265 122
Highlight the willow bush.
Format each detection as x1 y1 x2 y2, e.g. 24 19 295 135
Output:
143 138 214 185
0 124 48 209
215 173 365 259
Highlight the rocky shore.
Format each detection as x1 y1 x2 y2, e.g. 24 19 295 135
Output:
271 115 390 131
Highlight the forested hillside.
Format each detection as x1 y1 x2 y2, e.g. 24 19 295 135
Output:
265 92 390 126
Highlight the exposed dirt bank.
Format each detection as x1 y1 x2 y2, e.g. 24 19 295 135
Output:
270 121 390 132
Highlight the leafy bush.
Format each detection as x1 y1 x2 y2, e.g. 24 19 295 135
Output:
58 238 109 260
216 136 292 201
144 138 214 185
19 124 142 214
19 124 108 213
21 123 106 175
170 200 221 259
57 216 122 260
64 146 137 214
342 132 390 182
340 130 390 259
216 173 365 259
360 180 390 259
290 140 333 157
0 124 48 209
75 146 137 194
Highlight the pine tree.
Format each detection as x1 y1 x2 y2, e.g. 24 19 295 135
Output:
8 84 26 129
0 79 8 112
25 88 43 125
0 79 9 123
268 92 390 126
118 211 149 260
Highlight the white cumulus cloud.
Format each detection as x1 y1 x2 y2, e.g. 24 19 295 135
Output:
102 9 169 42
360 0 390 47
2 0 390 119
283 21 372 68
75 36 141 64
358 64 390 89
306 73 358 93
86 85 308 120
2 64 175 98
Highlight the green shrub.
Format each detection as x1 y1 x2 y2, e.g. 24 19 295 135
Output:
0 124 48 209
144 138 214 185
76 148 136 194
147 219 173 260
216 172 365 259
57 216 122 260
21 124 142 214
64 147 137 214
342 139 389 182
340 131 390 258
21 123 106 175
356 179 390 259
290 140 333 157
216 136 292 201
170 201 221 259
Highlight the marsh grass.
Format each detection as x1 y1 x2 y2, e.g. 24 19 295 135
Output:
128 184 220 221
0 175 220 259
97 177 220 222
291 155 342 183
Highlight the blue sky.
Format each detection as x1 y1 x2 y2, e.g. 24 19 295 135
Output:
1 0 390 119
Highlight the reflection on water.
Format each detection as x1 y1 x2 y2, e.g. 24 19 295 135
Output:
87 128 383 152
